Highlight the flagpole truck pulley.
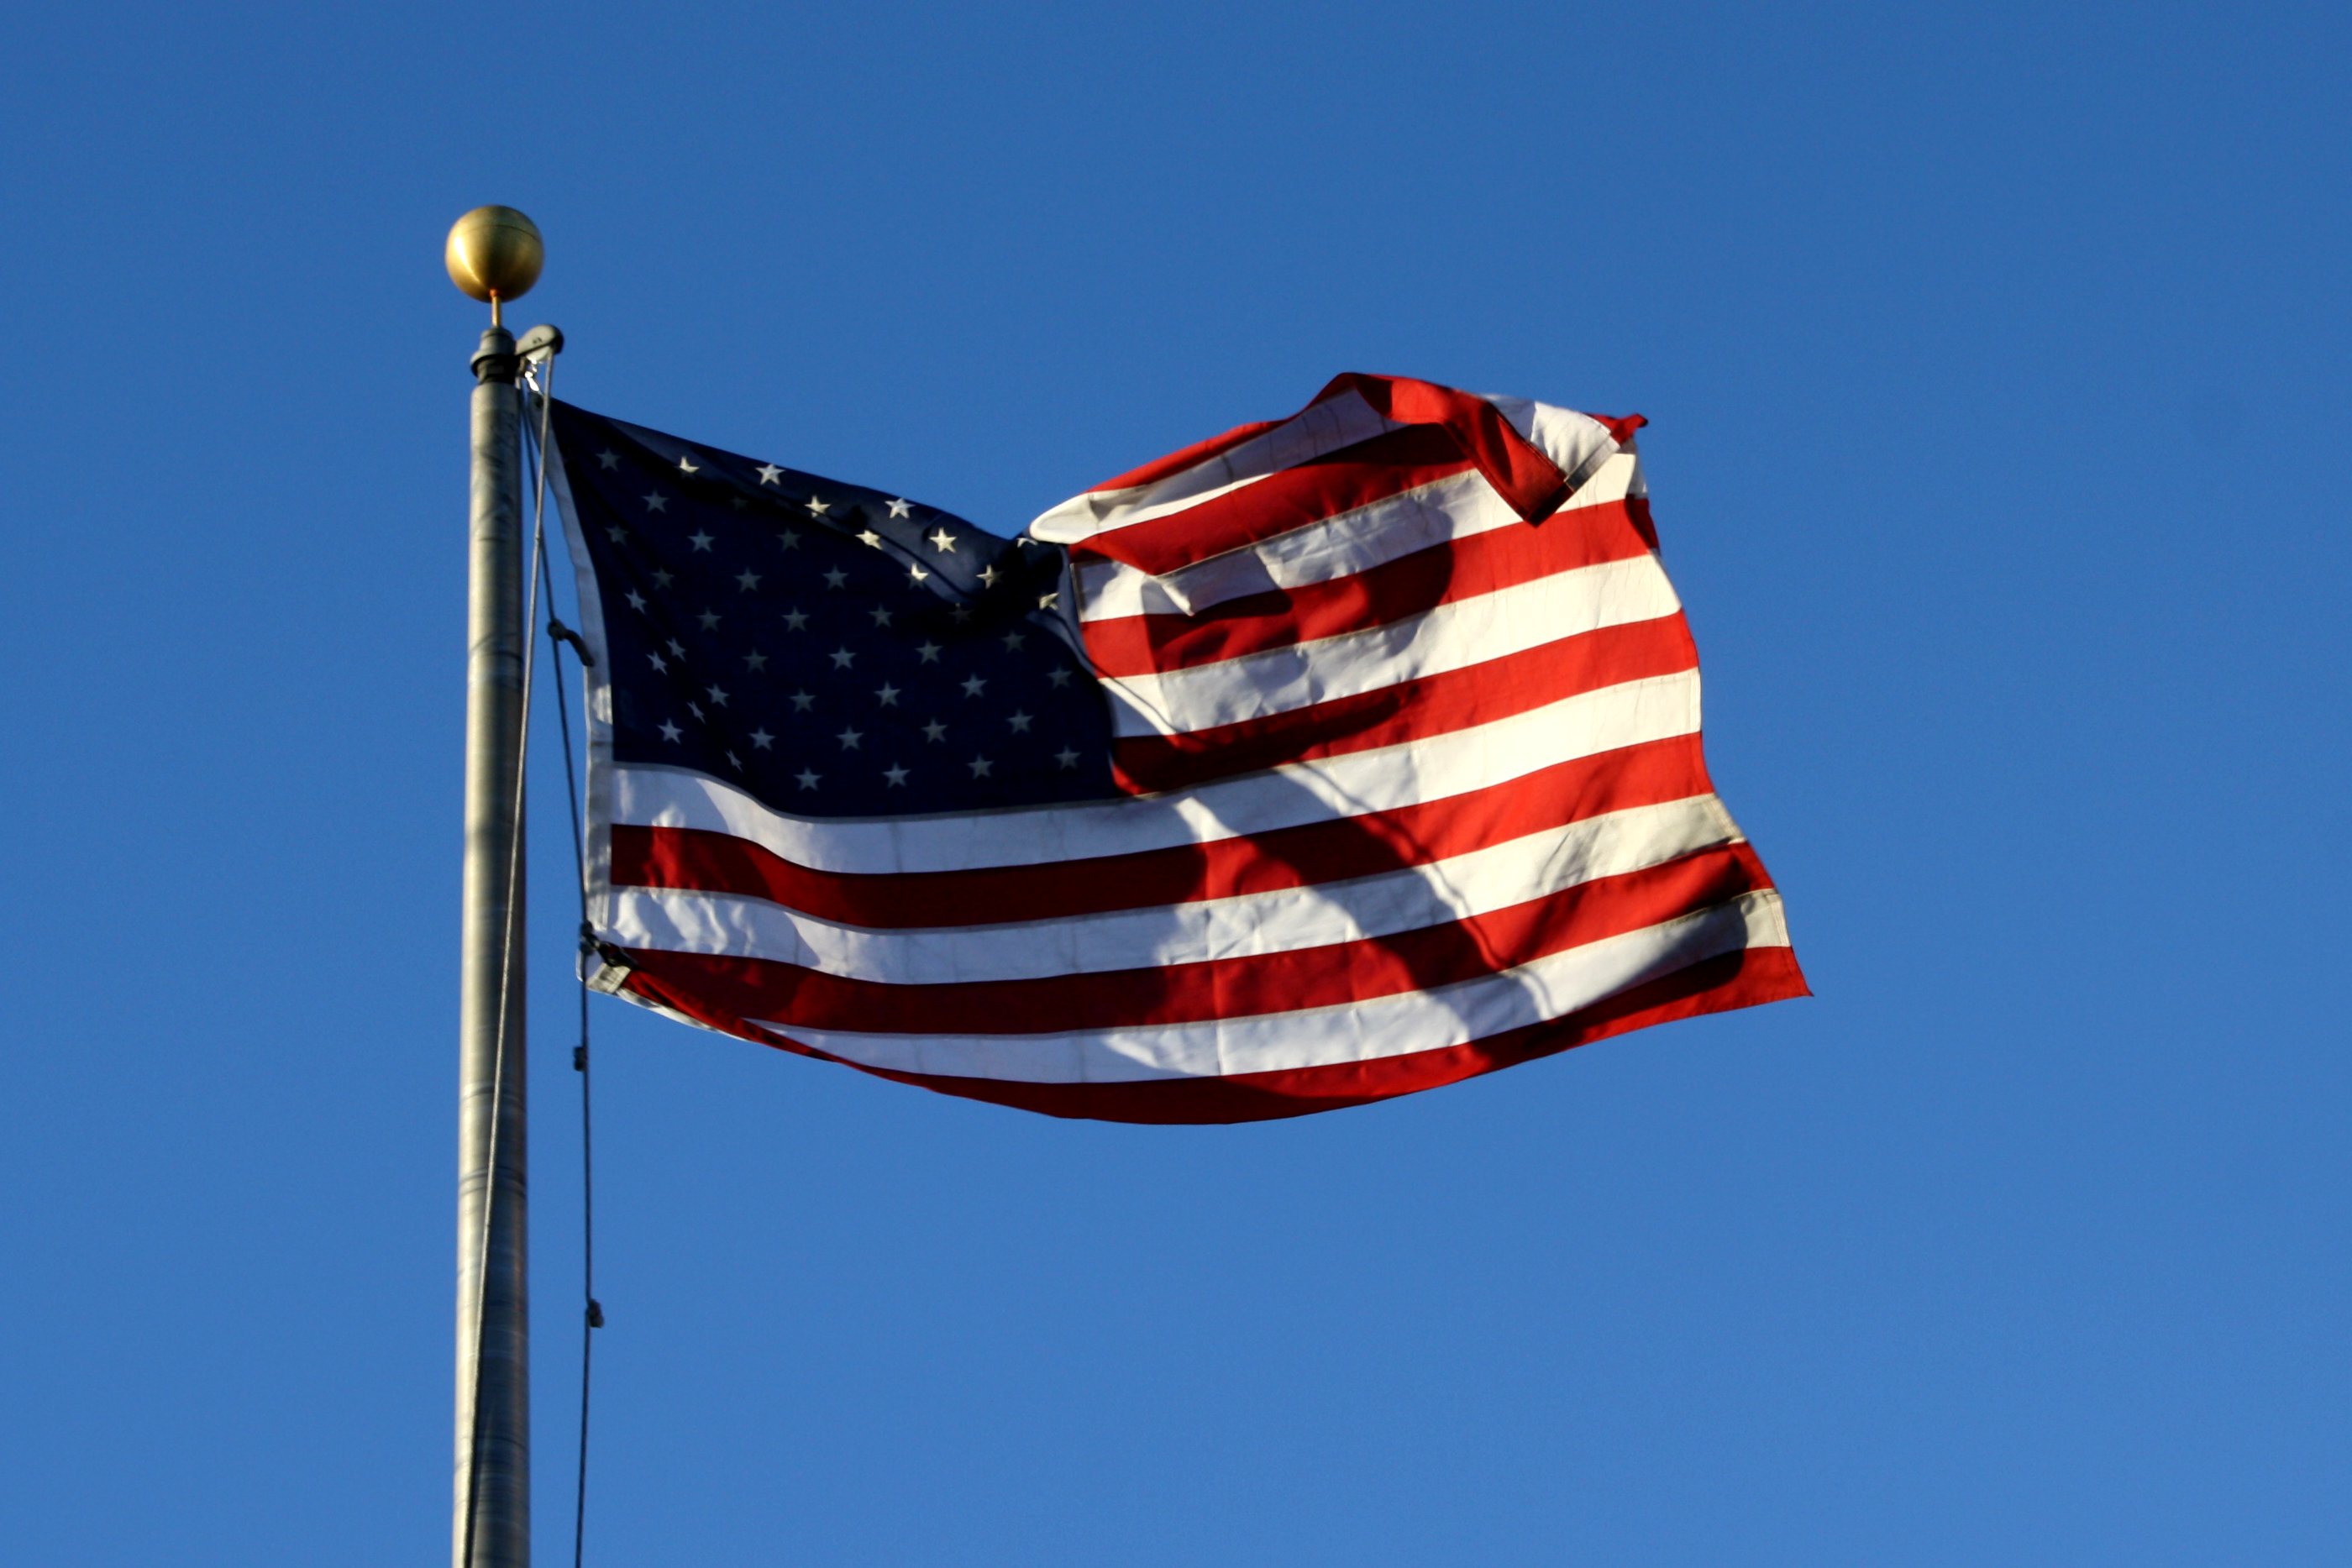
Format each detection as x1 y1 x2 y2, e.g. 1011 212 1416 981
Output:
447 204 543 1568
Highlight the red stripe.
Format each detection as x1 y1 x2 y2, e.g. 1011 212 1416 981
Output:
1084 381 1627 517
622 844 1772 1035
1110 615 1698 793
1320 375 1571 522
929 942 1810 1122
638 944 1810 1124
865 943 1809 1122
612 732 1715 927
1625 494 1658 549
1589 412 1646 447
1073 425 1475 578
1091 417 1284 492
1080 500 1659 678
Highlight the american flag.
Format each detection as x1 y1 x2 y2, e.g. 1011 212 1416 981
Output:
546 375 1805 1122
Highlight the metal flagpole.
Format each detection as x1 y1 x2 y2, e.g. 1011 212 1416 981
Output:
445 205 545 1568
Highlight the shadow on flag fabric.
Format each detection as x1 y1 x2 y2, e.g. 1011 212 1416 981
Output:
545 374 1808 1123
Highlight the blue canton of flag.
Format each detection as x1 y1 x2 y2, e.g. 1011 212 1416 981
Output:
548 399 1118 816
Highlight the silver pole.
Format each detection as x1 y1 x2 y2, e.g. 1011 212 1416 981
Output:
455 320 530 1568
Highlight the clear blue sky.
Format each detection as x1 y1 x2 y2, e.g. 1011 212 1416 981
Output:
2 3 2344 1562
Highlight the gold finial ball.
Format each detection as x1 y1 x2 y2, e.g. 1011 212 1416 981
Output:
444 206 544 304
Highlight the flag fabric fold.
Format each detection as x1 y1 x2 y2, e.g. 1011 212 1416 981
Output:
546 374 1804 1123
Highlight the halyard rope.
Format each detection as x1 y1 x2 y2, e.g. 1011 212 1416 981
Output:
539 479 602 1568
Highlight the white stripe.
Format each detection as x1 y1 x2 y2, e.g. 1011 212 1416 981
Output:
754 890 1790 1083
1100 553 1681 737
608 794 1740 982
608 667 1704 874
1027 389 1398 545
1074 469 1515 621
1072 452 1646 622
1483 396 1617 484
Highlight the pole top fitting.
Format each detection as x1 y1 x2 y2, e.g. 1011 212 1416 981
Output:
445 206 544 329
472 326 520 385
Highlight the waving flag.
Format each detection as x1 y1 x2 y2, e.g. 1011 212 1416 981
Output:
548 375 1805 1122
